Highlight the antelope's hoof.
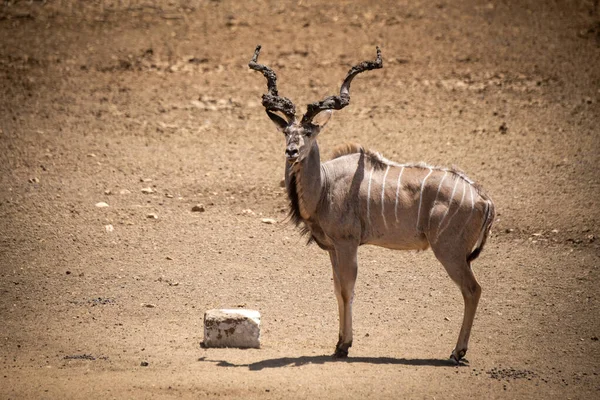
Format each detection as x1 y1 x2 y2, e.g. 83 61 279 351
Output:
333 348 349 359
450 349 467 364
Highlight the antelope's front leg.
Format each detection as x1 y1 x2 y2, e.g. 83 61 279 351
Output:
330 244 358 358
329 251 345 354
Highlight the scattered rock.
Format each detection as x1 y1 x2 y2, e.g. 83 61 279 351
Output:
587 234 596 243
444 316 451 321
89 297 115 305
140 361 149 367
261 218 277 224
104 189 112 195
141 187 155 194
241 209 256 216
203 309 261 349
119 189 131 195
165 256 173 260
165 193 174 198
28 177 40 183
189 57 209 65
95 202 110 208
142 303 156 308
146 213 158 219
487 367 537 381
105 224 114 233
192 204 206 212
499 122 508 134
140 178 153 183
64 354 96 361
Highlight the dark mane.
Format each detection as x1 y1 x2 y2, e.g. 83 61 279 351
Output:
330 143 387 171
332 143 488 196
286 170 312 240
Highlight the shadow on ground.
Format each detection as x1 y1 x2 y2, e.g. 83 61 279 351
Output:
198 355 464 371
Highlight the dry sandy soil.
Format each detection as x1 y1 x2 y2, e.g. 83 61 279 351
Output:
1 0 599 398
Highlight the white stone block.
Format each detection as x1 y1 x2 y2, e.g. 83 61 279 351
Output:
203 309 261 349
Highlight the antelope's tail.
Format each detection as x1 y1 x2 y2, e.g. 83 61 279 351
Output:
467 198 495 263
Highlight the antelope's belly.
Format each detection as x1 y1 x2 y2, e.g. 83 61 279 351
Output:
364 229 430 251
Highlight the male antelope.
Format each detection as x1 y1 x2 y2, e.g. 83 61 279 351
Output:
249 46 495 363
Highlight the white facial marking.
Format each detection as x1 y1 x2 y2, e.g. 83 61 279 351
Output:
416 168 433 231
381 165 390 230
394 166 405 223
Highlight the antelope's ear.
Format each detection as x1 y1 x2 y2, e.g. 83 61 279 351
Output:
266 110 289 132
310 109 333 129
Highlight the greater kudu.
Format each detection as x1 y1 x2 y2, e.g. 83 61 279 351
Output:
249 45 495 363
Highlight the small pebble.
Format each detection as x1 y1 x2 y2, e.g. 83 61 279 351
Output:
192 204 205 212
95 202 109 208
499 122 508 134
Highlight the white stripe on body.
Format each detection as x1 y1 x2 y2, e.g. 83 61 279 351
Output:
366 167 375 226
437 179 468 239
437 177 461 234
458 184 476 237
416 168 434 231
428 171 449 231
381 165 390 230
394 166 405 223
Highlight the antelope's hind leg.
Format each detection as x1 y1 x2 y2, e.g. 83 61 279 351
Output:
432 247 482 363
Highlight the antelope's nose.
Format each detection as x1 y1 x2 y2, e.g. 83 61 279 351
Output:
285 147 299 160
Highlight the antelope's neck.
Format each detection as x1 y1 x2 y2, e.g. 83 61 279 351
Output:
286 141 324 220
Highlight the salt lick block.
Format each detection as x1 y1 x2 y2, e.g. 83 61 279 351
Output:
203 309 261 349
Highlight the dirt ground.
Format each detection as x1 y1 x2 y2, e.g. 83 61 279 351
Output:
1 0 599 398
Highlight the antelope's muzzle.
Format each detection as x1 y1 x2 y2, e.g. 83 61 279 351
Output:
285 146 299 163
